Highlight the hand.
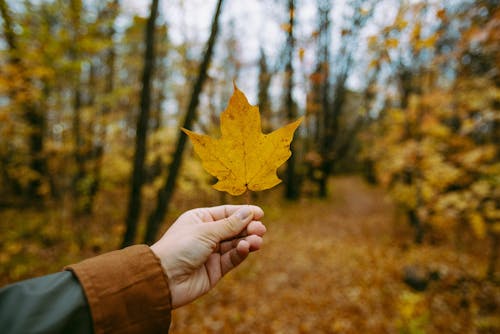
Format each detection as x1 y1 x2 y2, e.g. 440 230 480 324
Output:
150 205 266 309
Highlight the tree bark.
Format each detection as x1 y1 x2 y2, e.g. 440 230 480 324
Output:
69 0 95 215
487 234 499 280
0 0 47 199
122 0 160 247
143 0 224 245
314 0 373 198
284 0 301 200
72 85 84 200
258 49 272 132
87 0 120 214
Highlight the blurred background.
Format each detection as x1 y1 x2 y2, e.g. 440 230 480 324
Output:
0 0 498 332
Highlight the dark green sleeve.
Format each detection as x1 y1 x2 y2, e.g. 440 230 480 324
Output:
0 271 93 334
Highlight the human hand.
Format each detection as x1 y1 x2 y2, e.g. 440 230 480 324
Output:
150 205 265 309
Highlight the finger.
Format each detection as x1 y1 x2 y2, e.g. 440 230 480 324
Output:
219 234 262 254
233 221 267 239
247 235 263 252
204 207 254 241
221 240 250 276
203 205 264 222
246 220 266 237
218 237 241 254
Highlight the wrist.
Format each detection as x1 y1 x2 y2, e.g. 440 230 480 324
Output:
149 244 168 276
150 244 182 308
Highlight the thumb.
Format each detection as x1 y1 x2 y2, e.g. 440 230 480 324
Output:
206 207 253 241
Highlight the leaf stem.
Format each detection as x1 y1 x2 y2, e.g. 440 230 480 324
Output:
245 190 251 204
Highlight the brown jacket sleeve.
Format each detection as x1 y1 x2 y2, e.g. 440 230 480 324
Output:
65 245 171 334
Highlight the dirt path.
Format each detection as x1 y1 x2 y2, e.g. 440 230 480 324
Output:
170 177 405 333
1 176 495 332
170 176 497 333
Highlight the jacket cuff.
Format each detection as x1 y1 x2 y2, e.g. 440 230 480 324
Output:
65 245 171 334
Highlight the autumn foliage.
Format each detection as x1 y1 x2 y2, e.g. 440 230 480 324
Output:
183 85 302 196
363 1 499 279
0 0 499 333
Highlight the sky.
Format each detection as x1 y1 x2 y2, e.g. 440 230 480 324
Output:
116 0 429 118
118 0 377 106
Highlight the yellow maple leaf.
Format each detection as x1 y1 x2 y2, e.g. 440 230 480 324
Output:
182 85 303 196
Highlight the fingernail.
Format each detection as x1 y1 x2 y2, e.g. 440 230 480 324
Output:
237 207 252 220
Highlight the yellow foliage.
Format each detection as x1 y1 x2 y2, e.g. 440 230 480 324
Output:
415 35 437 50
435 192 469 213
458 146 498 170
183 85 303 196
387 108 406 124
436 9 446 20
471 180 491 198
395 18 408 31
421 114 450 138
491 223 500 234
420 181 435 202
411 22 422 42
385 38 399 49
368 59 379 69
396 291 428 333
101 150 132 188
4 241 23 256
280 23 292 33
367 35 378 48
469 213 487 239
430 214 457 230
484 201 500 220
31 65 55 81
421 153 462 190
298 48 305 62
399 291 423 318
366 61 498 246
7 166 40 188
481 163 500 177
392 183 417 209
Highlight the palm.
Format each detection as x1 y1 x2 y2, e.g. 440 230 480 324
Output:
151 205 265 308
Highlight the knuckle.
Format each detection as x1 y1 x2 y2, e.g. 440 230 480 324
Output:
222 216 239 233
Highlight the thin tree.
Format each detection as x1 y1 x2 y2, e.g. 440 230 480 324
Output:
283 0 301 200
305 0 331 195
69 0 86 214
144 0 224 245
0 0 47 199
316 0 375 197
258 48 273 133
86 0 121 214
122 0 160 247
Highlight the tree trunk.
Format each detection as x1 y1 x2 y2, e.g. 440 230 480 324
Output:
69 0 91 215
121 0 160 247
408 209 423 244
0 0 47 199
143 0 224 245
87 0 120 214
318 66 349 198
26 101 46 199
72 86 84 201
283 0 301 200
258 49 272 132
399 67 426 244
314 0 372 197
80 64 98 215
487 234 499 280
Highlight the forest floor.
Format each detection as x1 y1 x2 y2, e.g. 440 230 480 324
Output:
1 176 499 333
170 177 499 334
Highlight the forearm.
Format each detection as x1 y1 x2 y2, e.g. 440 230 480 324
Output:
0 271 92 334
66 245 172 334
0 245 172 334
